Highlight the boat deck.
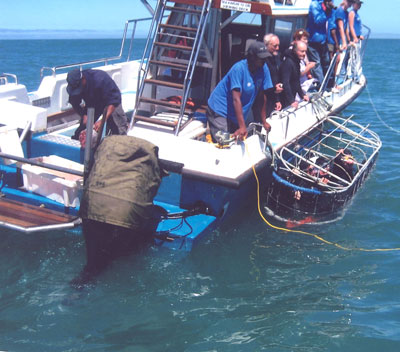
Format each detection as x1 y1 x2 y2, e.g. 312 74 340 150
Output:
0 197 80 232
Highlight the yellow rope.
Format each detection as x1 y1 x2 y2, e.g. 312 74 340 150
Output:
246 140 400 252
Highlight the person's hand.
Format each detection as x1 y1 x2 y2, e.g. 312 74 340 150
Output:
275 83 284 93
291 101 299 109
93 120 102 132
321 177 329 184
263 121 272 133
303 95 310 102
340 43 347 51
79 129 87 148
307 62 316 70
233 126 248 141
294 190 301 200
275 102 282 111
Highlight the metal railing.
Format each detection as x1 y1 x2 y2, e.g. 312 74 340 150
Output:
176 0 213 135
0 73 18 85
40 17 153 79
360 24 371 63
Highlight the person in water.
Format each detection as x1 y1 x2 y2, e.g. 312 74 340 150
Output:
206 41 273 142
66 68 128 142
291 149 354 200
331 148 355 182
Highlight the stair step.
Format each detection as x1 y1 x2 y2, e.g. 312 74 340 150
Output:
149 60 188 71
159 23 198 33
154 41 192 51
139 97 194 112
134 115 177 128
144 78 184 89
165 5 202 14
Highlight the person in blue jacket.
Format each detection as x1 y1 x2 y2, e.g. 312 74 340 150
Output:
306 0 337 84
67 69 128 140
327 6 338 58
207 41 273 142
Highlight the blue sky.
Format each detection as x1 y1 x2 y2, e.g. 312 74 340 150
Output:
0 0 399 39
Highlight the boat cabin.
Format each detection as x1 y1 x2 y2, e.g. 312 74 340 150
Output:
131 0 311 135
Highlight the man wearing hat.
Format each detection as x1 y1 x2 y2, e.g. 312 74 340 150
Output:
206 41 273 142
66 69 128 141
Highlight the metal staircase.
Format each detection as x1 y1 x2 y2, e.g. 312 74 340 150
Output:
130 0 213 135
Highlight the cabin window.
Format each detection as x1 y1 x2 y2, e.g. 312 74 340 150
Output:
273 19 294 50
274 0 295 5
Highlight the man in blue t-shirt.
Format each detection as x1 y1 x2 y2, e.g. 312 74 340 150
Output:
348 0 363 43
207 41 273 141
335 0 353 50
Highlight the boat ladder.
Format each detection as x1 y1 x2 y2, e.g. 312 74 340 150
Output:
131 0 213 135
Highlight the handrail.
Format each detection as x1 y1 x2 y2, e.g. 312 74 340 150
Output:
133 0 166 118
360 24 371 64
176 0 212 135
319 52 339 94
0 73 18 85
0 152 83 177
40 17 153 79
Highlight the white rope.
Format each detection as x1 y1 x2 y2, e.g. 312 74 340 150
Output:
366 85 400 135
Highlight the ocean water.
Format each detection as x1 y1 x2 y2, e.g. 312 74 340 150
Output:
1 38 400 351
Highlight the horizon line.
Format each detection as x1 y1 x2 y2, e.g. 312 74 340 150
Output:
1 28 399 40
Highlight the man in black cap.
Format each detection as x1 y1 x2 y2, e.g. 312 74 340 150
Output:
66 69 128 141
206 41 273 141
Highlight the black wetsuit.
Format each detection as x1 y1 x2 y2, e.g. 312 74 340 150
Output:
279 50 305 108
265 52 282 116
